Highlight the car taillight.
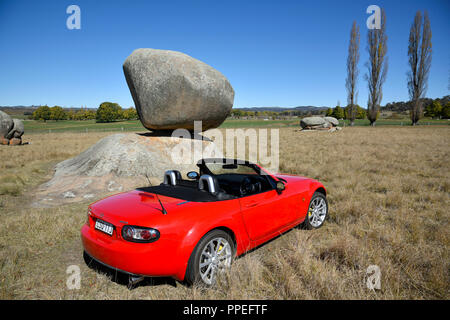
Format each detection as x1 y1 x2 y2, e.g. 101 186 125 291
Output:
86 208 92 226
121 226 160 243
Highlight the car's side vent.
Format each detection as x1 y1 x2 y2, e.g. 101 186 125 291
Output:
163 170 181 186
198 175 217 194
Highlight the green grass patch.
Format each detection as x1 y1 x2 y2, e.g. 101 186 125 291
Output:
23 120 146 134
22 117 449 134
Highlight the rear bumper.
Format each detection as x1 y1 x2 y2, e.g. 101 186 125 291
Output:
81 224 185 280
84 250 142 277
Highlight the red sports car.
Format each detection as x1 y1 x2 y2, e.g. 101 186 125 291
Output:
81 158 328 286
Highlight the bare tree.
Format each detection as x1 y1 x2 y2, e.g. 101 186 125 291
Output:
346 21 360 126
365 9 388 126
407 11 432 126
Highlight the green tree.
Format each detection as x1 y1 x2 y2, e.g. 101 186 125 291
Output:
424 100 442 118
332 106 345 119
84 110 96 120
50 106 67 121
441 102 450 119
96 102 122 123
325 108 333 117
122 107 138 120
356 105 367 119
33 105 51 122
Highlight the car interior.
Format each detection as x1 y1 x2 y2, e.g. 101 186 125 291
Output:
137 159 278 202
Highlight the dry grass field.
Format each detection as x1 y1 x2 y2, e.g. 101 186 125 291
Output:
0 126 449 299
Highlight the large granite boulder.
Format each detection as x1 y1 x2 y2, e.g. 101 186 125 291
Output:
300 116 341 131
6 118 24 139
123 49 234 132
300 116 326 129
0 110 13 139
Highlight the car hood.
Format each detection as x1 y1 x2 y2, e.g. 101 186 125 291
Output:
275 173 313 183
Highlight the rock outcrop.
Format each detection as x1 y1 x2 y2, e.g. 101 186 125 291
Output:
34 133 222 206
300 116 340 131
0 111 24 145
0 111 14 139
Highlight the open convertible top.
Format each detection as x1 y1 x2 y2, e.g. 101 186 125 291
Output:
136 158 276 203
136 184 222 202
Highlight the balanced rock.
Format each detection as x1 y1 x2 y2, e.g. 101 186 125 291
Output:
123 49 235 131
0 110 13 139
6 119 24 139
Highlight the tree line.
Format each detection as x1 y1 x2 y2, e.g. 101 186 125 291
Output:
31 102 138 122
345 9 434 126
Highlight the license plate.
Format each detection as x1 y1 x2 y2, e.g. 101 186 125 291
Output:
95 219 114 236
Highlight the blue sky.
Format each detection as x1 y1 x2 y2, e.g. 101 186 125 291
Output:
0 0 448 109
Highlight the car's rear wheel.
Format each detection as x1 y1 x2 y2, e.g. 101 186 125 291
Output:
301 192 328 229
185 229 235 286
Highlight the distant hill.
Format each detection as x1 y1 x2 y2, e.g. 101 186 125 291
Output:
0 105 97 116
381 95 449 112
3 95 448 117
236 106 329 113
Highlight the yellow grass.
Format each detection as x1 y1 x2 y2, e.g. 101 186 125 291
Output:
0 127 449 299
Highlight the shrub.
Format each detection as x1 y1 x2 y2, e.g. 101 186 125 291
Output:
32 105 51 122
96 102 122 123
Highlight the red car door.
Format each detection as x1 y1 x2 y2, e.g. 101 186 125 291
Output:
239 189 294 241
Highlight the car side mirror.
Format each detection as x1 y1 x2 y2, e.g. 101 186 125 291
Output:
187 171 199 180
276 181 285 193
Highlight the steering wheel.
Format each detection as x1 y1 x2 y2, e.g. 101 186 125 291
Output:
240 176 262 196
239 177 254 196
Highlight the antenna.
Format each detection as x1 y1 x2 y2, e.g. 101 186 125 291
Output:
144 173 167 215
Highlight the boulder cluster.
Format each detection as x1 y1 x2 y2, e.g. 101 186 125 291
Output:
300 116 342 132
0 110 24 145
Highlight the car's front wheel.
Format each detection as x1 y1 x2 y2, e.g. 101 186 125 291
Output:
185 229 235 286
301 192 328 229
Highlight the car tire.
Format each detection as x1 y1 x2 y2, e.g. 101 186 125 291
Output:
301 192 328 229
185 229 235 287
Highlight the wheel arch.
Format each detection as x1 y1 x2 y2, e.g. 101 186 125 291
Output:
209 226 237 248
314 187 327 196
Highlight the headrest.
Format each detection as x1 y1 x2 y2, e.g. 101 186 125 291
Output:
163 170 182 186
198 174 218 194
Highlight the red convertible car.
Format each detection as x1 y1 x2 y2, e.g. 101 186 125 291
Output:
81 158 328 286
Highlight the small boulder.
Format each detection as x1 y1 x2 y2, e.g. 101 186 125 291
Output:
123 49 235 131
9 138 22 146
0 110 13 139
324 116 339 126
6 119 25 139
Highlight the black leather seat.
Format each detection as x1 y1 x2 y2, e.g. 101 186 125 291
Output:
198 174 235 200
